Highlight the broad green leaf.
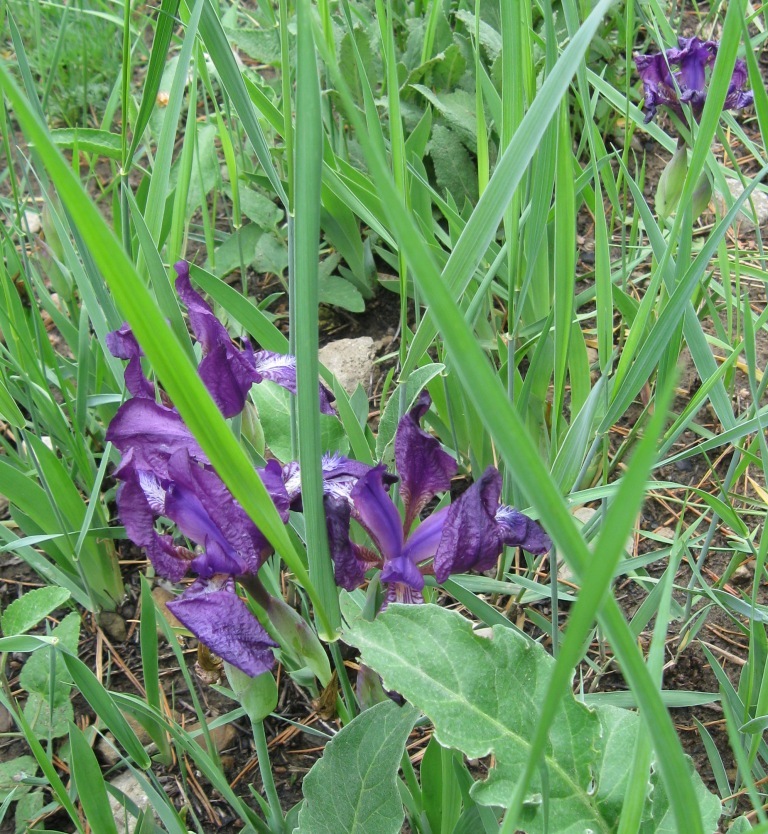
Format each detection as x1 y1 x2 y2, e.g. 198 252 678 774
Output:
14 789 44 834
318 274 364 312
1 587 71 637
640 759 721 833
428 123 478 205
51 128 123 160
346 605 719 832
23 691 73 740
19 612 80 698
0 756 37 802
251 382 348 462
296 700 419 834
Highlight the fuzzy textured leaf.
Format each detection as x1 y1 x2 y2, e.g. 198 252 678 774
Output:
295 700 419 834
345 605 720 832
1 587 71 637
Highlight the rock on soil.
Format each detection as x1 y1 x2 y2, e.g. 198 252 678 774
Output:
318 337 375 395
109 771 154 834
716 178 768 233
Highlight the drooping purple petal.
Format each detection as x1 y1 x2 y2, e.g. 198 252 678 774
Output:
107 398 207 476
167 450 272 576
283 454 384 510
167 577 278 677
350 466 404 563
252 350 336 415
259 460 291 522
672 37 715 93
114 462 190 582
380 556 424 590
106 323 155 399
324 492 367 590
395 391 457 534
433 467 505 583
495 506 552 555
174 262 230 355
198 343 260 419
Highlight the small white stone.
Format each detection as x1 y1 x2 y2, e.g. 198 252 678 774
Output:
319 337 375 395
109 771 154 834
23 210 42 235
716 179 768 233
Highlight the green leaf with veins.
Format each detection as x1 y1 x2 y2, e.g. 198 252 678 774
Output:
296 700 419 834
345 605 720 833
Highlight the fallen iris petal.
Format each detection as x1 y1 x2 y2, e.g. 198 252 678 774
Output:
167 578 278 677
395 391 457 533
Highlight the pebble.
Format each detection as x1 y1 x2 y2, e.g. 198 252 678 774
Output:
318 337 375 395
715 179 768 233
108 771 155 834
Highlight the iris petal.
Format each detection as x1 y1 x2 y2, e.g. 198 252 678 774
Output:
167 578 278 677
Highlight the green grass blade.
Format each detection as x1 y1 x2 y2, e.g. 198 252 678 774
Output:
294 0 338 636
402 0 618 377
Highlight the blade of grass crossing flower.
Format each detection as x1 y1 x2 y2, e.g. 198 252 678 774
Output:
69 723 120 834
319 13 707 830
294 0 339 638
669 0 747 244
500 376 676 832
197 0 287 206
401 0 618 378
0 64 330 635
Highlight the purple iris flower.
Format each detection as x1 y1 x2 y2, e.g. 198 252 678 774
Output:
174 261 335 418
317 391 551 605
635 36 753 124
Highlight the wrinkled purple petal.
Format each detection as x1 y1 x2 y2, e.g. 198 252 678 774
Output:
107 324 155 400
167 577 278 677
259 460 291 522
495 506 552 555
635 37 753 124
350 466 404 563
115 464 189 582
107 399 207 475
167 450 272 576
198 343 259 419
672 37 715 92
324 493 367 590
434 467 504 583
395 391 457 533
283 454 384 510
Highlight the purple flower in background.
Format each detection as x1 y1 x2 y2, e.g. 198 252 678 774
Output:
635 36 753 124
174 261 335 417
